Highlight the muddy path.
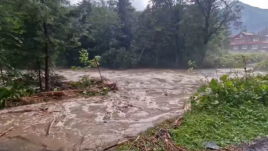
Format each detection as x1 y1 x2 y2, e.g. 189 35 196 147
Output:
0 69 252 151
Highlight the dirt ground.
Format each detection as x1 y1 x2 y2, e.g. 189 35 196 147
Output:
242 138 268 151
0 68 260 151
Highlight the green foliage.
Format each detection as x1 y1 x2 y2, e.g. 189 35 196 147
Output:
188 60 197 72
101 48 138 68
79 76 92 88
0 87 17 108
100 87 110 95
79 49 90 65
70 76 92 89
77 48 103 80
0 73 36 108
71 66 81 70
192 74 268 108
0 0 242 71
70 76 111 96
171 105 268 150
171 74 268 150
61 0 240 69
203 52 268 68
253 55 268 71
79 49 101 67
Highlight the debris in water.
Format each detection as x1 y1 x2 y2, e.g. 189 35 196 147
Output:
46 117 56 136
103 140 128 151
0 127 14 137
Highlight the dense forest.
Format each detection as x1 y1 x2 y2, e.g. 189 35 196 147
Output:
0 0 242 91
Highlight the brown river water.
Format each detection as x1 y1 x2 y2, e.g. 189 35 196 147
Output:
0 68 263 151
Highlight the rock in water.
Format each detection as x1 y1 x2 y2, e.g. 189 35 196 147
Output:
205 142 220 150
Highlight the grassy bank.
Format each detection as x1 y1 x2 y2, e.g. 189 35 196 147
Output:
171 104 268 150
173 73 268 150
118 73 268 151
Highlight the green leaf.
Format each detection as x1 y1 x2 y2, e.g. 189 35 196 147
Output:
226 81 234 88
210 79 218 89
220 75 228 82
0 87 11 100
197 85 207 92
262 84 268 90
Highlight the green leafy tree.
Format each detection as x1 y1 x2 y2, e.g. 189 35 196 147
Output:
79 49 103 81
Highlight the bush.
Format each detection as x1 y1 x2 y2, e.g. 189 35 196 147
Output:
70 76 92 89
191 74 268 109
101 48 138 69
254 59 268 71
203 52 268 68
171 73 268 150
0 76 36 108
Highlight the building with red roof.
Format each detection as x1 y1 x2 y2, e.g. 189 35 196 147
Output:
230 32 268 52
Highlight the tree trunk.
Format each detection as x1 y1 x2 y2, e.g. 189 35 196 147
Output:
96 64 102 81
155 48 159 67
175 54 179 67
37 57 43 92
173 35 179 67
34 40 43 92
139 34 153 61
199 45 207 67
155 55 159 67
0 63 4 84
41 0 49 91
43 21 49 91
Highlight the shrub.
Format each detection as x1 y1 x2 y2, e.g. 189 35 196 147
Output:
171 73 268 150
191 74 268 109
101 48 138 69
203 52 268 68
0 74 36 108
254 59 268 71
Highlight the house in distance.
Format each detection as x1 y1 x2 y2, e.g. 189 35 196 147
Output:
230 32 268 52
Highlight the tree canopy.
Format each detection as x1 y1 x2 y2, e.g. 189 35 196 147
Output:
0 0 242 90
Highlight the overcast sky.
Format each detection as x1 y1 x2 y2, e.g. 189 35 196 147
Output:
70 0 268 10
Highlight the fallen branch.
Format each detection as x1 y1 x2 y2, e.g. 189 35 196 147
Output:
0 109 38 115
38 91 66 97
0 127 14 137
127 135 140 151
103 140 128 151
79 129 90 151
46 117 56 136
174 117 184 129
0 107 50 115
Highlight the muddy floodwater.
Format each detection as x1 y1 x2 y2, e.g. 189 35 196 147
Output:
0 69 262 151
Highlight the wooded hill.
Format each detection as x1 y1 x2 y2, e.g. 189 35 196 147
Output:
232 2 268 35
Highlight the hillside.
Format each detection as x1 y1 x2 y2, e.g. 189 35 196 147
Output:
232 2 268 35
